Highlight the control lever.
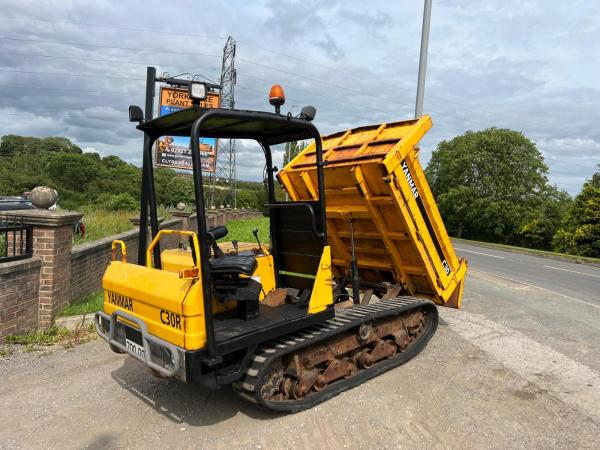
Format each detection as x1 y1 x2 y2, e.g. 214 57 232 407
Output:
252 228 264 254
232 240 239 254
349 219 361 304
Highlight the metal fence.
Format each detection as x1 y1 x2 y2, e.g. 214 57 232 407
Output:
0 216 33 262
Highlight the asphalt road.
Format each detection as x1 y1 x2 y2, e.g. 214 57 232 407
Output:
452 240 600 305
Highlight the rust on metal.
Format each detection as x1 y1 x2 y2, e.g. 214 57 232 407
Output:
263 306 429 401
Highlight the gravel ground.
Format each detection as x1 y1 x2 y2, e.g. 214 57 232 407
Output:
1 272 599 449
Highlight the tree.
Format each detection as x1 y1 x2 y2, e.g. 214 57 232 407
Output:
553 166 600 257
165 176 195 206
0 135 82 155
153 167 178 206
425 127 565 246
516 186 572 250
282 140 307 167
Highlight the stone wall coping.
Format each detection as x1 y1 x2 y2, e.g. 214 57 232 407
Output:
72 227 140 257
2 209 83 227
129 216 164 226
171 210 192 218
0 256 42 275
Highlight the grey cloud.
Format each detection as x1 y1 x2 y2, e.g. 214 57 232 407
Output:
313 34 344 61
0 0 598 194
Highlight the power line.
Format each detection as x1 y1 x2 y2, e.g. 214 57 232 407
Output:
0 16 228 41
239 72 406 121
236 84 383 124
0 24 587 170
0 38 560 132
0 84 139 95
0 12 575 135
0 14 413 96
0 104 125 109
236 59 509 131
0 51 219 72
0 68 143 81
0 36 222 58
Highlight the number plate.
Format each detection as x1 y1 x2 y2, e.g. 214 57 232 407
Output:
125 338 145 358
124 327 145 358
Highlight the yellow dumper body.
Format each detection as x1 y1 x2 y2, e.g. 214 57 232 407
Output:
278 115 467 308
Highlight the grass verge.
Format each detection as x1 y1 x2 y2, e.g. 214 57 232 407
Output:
59 291 104 316
74 208 136 244
451 237 600 266
1 323 96 357
220 216 269 243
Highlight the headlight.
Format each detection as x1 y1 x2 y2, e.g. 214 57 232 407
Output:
189 82 207 101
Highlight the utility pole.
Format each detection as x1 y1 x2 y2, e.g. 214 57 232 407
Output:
210 36 237 208
415 0 432 118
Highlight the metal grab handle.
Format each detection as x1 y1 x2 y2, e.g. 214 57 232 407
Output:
146 229 201 269
94 310 181 378
111 240 127 262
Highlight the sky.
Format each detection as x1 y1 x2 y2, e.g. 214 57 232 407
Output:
0 0 598 194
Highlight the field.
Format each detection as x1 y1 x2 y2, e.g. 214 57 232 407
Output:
73 205 173 244
74 208 135 244
220 216 269 243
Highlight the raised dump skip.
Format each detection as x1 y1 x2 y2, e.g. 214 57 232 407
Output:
278 115 467 308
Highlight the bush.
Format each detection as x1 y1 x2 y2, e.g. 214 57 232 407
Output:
552 167 600 257
96 192 138 211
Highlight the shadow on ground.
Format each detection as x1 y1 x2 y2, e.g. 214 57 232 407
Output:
111 357 284 426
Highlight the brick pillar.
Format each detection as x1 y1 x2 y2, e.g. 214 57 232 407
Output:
3 210 82 328
171 210 192 231
206 213 217 228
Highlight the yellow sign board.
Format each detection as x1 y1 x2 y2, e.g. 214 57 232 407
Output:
155 87 221 172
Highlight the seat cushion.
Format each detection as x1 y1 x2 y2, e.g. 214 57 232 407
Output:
209 254 257 276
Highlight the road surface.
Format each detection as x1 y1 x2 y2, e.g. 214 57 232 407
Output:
453 240 600 305
1 242 599 449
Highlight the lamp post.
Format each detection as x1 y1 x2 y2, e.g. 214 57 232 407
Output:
415 0 432 118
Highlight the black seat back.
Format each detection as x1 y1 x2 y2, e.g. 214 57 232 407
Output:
270 202 325 290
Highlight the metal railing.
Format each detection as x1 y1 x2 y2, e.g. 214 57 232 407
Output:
0 216 33 262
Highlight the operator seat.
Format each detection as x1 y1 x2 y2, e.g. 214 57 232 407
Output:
209 254 257 276
206 226 261 320
206 225 258 276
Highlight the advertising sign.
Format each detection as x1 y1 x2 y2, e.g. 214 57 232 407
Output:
155 86 221 172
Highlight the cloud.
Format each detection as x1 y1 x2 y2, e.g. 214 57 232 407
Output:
0 0 598 195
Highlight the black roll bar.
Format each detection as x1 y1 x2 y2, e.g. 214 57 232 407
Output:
138 66 161 267
190 114 218 363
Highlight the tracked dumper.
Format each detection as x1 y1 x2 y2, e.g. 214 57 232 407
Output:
95 71 466 412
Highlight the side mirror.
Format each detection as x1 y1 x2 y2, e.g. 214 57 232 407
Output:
128 105 144 122
300 105 316 121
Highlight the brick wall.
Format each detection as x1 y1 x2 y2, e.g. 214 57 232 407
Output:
0 257 41 341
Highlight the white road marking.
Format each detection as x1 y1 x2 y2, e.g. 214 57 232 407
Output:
543 265 600 279
441 308 600 423
470 268 600 310
454 247 505 259
470 269 530 286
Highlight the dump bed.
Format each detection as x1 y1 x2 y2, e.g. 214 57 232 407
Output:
278 115 467 308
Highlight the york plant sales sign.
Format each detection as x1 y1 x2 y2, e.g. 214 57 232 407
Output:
155 87 221 172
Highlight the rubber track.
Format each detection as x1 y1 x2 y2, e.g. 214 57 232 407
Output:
233 296 439 412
